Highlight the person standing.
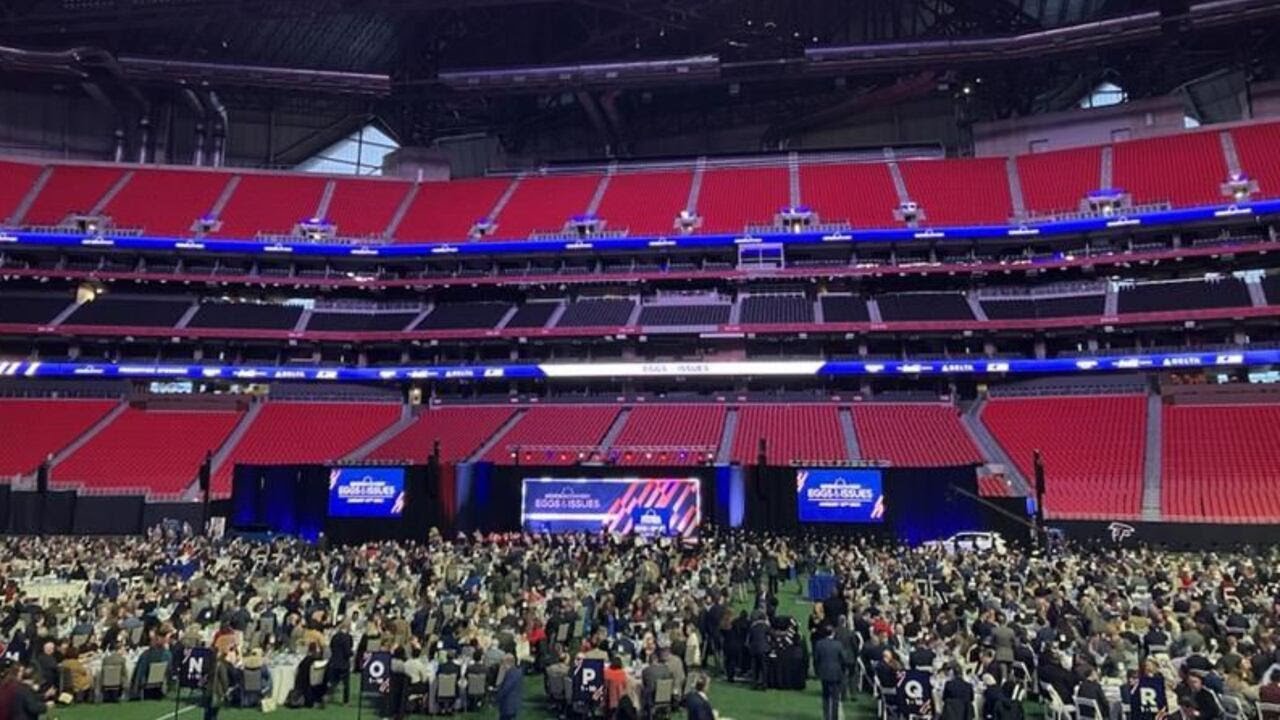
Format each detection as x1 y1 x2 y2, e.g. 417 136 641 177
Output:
328 621 354 705
815 626 850 720
204 650 231 720
747 611 771 691
494 654 523 720
685 674 716 720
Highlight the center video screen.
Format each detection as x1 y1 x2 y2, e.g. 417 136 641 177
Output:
328 467 406 518
796 468 885 523
520 477 701 537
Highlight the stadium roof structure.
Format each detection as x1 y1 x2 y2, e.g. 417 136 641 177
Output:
2 0 1279 155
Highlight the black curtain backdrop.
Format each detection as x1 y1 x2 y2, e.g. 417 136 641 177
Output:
744 465 1026 545
1054 520 1280 550
463 464 719 534
5 490 76 534
3 491 204 535
143 501 209 531
72 495 144 535
229 464 441 545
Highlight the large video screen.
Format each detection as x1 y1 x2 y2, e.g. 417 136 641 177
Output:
520 477 701 537
328 467 406 518
796 468 885 523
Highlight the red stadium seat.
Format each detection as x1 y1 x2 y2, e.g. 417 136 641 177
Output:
1111 131 1227 207
799 162 900 228
897 157 1013 225
23 165 125 226
1016 146 1102 217
481 405 620 465
852 404 982 467
611 405 726 466
490 175 600 239
325 178 413 239
0 160 44 225
730 405 845 465
213 402 401 495
54 407 241 495
0 399 117 478
980 395 1145 519
594 171 693 236
1231 121 1280 201
102 168 230 237
1162 404 1280 522
393 178 511 243
695 167 790 234
211 174 327 239
368 406 515 463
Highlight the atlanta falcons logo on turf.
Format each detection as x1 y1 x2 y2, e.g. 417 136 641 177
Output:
1108 522 1136 542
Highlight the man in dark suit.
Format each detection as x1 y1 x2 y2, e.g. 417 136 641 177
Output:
1075 666 1111 718
747 612 771 691
685 673 716 720
1038 651 1080 706
939 664 973 720
815 626 850 720
834 615 860 700
494 655 522 720
328 622 354 704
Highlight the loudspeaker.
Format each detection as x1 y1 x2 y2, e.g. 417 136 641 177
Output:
1032 449 1045 498
199 451 212 493
36 460 49 494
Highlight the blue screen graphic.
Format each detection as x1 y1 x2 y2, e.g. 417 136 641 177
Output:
328 467 406 518
796 468 885 523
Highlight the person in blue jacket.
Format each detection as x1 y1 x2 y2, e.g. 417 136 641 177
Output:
494 653 523 720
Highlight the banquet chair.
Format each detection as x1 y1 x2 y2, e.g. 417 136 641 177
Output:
99 664 124 702
466 668 489 710
240 667 264 707
1218 694 1246 720
545 669 567 706
875 676 899 720
1074 696 1104 720
649 677 675 720
1256 701 1280 720
308 660 329 705
143 662 169 698
437 672 460 715
1041 683 1076 720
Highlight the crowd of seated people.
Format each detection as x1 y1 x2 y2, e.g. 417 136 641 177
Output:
0 525 1279 720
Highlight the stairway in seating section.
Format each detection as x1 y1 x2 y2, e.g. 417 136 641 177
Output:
1141 392 1163 520
837 407 861 461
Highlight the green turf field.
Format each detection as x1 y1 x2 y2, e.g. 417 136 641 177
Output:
52 675 875 720
50 580 1034 720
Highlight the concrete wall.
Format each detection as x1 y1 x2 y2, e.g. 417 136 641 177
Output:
972 95 1193 157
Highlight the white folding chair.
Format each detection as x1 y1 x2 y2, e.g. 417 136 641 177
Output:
1075 696 1104 720
1041 683 1076 720
1255 701 1280 720
1218 694 1246 720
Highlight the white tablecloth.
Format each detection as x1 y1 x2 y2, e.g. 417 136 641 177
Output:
21 579 87 604
268 656 301 706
